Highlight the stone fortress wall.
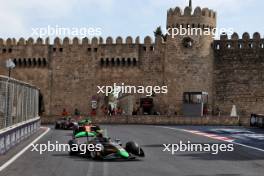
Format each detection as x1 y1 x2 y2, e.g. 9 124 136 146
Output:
0 2 263 117
213 33 264 116
0 36 166 115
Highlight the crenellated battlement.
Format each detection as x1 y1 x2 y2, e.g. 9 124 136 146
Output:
167 6 216 19
0 36 164 47
167 6 216 29
214 32 264 50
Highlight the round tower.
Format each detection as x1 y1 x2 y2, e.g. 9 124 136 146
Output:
163 1 217 115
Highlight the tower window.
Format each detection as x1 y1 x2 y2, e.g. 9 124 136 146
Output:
216 44 220 50
182 37 194 48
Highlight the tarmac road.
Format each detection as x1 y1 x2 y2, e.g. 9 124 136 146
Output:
1 125 264 176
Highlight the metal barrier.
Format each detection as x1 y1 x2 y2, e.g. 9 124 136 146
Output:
0 76 39 129
250 114 264 128
0 75 40 154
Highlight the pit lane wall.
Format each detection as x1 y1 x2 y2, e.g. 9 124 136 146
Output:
42 115 244 126
0 76 40 154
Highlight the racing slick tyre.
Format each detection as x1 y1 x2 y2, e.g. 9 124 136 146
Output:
90 151 101 160
68 140 78 156
125 141 145 157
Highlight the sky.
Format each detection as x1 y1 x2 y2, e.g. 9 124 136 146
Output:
0 0 263 40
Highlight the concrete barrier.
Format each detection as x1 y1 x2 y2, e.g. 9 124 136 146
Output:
42 115 242 126
0 117 40 155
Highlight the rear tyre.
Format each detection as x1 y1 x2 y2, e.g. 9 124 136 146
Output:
125 141 145 157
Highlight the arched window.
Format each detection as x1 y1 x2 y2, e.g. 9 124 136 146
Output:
23 59 27 67
43 58 47 67
13 59 17 66
106 58 109 66
133 58 137 66
127 58 131 66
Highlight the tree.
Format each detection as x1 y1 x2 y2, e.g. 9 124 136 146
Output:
154 26 163 37
154 26 167 41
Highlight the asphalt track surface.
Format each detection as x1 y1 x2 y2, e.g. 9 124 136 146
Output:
1 125 264 176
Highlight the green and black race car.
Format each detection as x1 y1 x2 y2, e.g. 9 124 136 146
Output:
68 131 145 160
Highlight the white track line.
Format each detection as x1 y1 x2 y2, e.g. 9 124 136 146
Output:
232 141 264 152
158 126 264 153
0 127 50 172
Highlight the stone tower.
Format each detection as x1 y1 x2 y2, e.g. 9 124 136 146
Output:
163 2 217 114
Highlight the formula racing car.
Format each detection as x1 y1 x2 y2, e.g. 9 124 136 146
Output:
55 117 77 130
68 132 145 160
73 118 101 135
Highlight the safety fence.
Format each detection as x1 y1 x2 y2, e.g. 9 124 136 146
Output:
0 75 40 154
0 75 39 129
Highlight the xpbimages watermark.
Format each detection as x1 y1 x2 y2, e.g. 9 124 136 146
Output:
165 26 234 39
97 83 168 96
31 25 102 38
163 141 234 155
30 141 102 155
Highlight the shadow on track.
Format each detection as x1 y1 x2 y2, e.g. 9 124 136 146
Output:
51 153 143 163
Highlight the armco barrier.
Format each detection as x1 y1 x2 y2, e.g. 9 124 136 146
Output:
0 117 40 154
42 115 241 126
